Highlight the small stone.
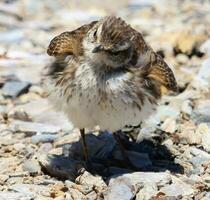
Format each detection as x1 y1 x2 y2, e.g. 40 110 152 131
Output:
76 171 107 192
2 80 30 98
11 120 61 134
156 105 180 121
48 147 63 155
193 59 210 90
160 176 194 198
29 85 44 95
104 177 135 200
200 39 210 56
161 117 176 133
31 133 59 144
190 156 209 168
37 143 53 155
179 122 201 144
69 188 86 200
190 147 210 159
205 192 210 199
86 191 97 200
23 160 41 174
0 192 33 200
0 157 20 174
65 180 92 195
0 174 9 184
136 127 156 142
9 184 50 197
0 29 25 44
196 123 210 134
13 143 25 153
181 100 192 115
136 183 158 200
109 172 171 189
10 110 31 121
128 0 154 10
173 31 206 55
202 131 210 152
176 54 189 64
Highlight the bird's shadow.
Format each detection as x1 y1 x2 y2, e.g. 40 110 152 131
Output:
42 131 184 181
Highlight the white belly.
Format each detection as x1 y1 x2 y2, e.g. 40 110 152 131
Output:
47 63 157 132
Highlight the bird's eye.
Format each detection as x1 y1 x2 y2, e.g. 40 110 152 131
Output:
93 30 97 38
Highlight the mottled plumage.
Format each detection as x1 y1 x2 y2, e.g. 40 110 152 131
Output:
44 16 177 164
47 21 97 57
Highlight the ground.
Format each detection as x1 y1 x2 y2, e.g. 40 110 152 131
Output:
0 0 210 199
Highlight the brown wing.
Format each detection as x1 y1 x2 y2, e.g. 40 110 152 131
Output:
147 53 177 92
47 21 98 57
127 28 177 92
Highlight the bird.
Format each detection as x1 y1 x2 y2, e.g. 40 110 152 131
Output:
44 16 177 167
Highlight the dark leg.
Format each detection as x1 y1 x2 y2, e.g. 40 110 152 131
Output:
80 128 89 162
113 131 133 168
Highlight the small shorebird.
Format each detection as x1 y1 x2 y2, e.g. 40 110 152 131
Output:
44 16 177 167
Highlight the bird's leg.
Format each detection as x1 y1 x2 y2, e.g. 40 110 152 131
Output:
113 130 134 169
80 128 89 162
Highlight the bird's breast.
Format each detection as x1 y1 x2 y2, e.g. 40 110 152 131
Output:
48 61 157 131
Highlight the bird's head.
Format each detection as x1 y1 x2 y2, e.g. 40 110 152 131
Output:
83 16 134 69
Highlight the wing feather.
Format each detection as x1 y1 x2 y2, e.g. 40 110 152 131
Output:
147 53 177 92
47 21 98 57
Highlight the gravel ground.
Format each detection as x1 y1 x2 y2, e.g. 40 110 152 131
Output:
0 0 210 199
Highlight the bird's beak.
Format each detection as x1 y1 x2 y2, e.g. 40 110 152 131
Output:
92 44 103 53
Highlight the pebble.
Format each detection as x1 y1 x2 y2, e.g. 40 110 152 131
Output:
0 157 20 173
176 54 189 64
179 122 201 145
161 117 176 133
0 29 25 44
2 80 30 98
155 105 180 121
200 39 210 56
69 188 86 200
76 171 107 192
9 184 50 197
109 172 171 188
181 100 192 115
31 133 59 144
190 156 209 168
136 183 158 200
160 181 194 198
23 159 41 174
189 147 210 159
0 192 33 200
193 58 210 89
128 0 155 10
104 177 134 200
13 143 25 152
202 131 210 152
11 120 61 134
136 127 156 142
